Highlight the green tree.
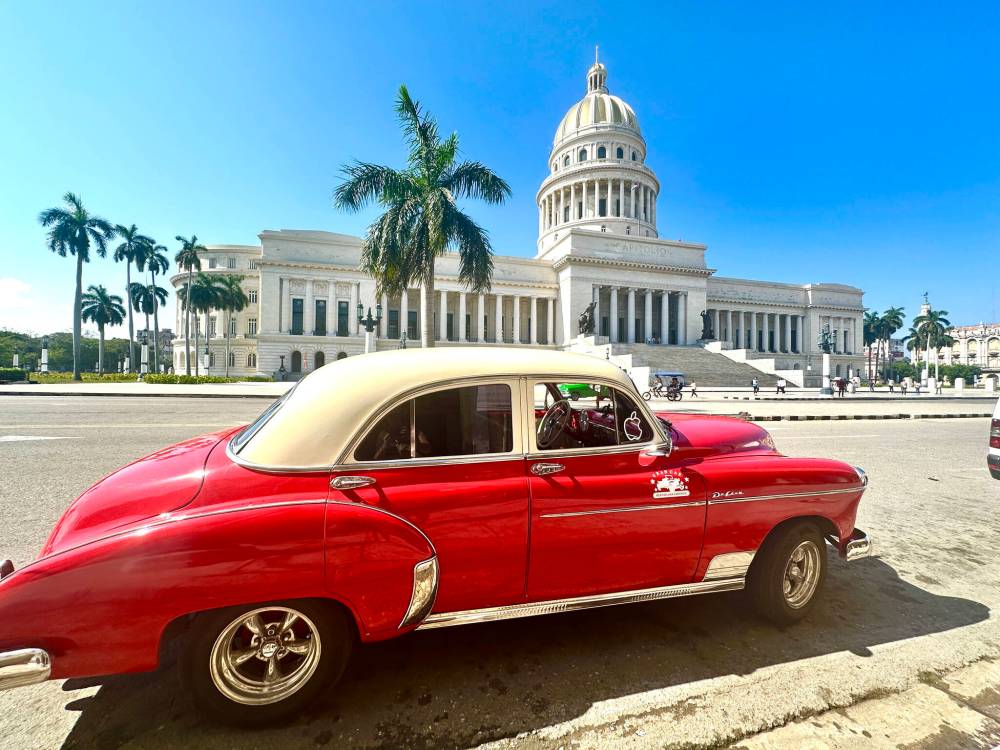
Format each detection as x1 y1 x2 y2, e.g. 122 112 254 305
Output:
176 272 223 375
138 241 170 372
112 224 154 371
913 308 951 380
38 192 117 380
216 274 249 377
334 85 511 347
863 310 880 381
878 306 905 381
175 235 206 374
80 285 126 374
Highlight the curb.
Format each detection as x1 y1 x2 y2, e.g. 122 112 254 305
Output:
749 412 991 422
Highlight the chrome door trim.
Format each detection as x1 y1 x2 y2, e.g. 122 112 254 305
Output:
539 500 705 519
530 462 565 476
706 486 862 506
416 576 745 630
330 475 376 490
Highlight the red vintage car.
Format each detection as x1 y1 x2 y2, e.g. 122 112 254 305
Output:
0 348 871 724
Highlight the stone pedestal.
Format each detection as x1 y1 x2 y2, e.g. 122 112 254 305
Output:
927 376 936 394
955 377 964 394
820 353 833 395
987 378 997 393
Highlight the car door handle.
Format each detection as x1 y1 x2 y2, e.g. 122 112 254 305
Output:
331 475 376 490
531 462 565 476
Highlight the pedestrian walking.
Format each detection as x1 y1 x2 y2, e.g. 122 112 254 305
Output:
901 381 907 396
868 379 875 393
776 378 786 395
935 380 943 395
888 379 895 393
752 377 759 395
690 381 699 398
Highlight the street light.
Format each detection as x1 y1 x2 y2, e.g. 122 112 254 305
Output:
40 336 49 373
203 341 211 376
357 303 383 354
277 354 287 382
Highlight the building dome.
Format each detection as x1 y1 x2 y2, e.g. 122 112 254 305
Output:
554 57 640 145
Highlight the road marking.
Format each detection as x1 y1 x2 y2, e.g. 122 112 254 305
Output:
0 435 83 442
782 434 882 439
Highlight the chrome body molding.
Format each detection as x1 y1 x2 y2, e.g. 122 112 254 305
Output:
416 577 745 630
703 550 756 581
707 486 863 506
0 649 51 691
540 500 705 519
400 557 440 628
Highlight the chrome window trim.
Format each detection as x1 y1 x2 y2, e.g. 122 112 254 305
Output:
338 376 524 467
334 453 527 473
229 383 300 456
707 486 863 506
226 439 332 474
417 576 745 630
539 500 705 519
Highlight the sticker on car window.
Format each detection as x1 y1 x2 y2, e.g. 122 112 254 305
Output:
623 411 643 441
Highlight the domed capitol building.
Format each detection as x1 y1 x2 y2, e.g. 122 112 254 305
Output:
171 58 865 386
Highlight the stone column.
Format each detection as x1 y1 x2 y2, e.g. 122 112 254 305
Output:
439 290 448 341
304 280 314 335
495 294 504 343
419 284 429 345
400 289 408 340
477 293 485 342
751 311 759 352
592 285 601 337
529 296 538 345
729 310 737 347
379 293 388 338
582 181 588 219
607 177 613 217
644 290 653 343
618 179 624 217
458 292 466 342
349 282 359 336
570 183 576 221
782 314 790 353
678 293 688 344
609 287 619 343
513 296 522 344
547 298 555 345
661 291 670 344
711 309 720 340
626 288 636 344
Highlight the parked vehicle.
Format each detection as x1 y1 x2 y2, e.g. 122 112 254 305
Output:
990 396 1000 479
0 348 871 724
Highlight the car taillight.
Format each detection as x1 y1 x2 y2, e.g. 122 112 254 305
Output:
991 419 1000 449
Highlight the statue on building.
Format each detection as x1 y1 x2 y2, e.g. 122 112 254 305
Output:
700 310 714 340
817 324 834 354
578 302 597 335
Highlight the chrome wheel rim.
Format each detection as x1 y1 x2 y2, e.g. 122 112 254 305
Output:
782 541 821 609
209 606 322 706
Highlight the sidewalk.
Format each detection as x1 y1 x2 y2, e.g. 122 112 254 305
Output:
0 382 293 398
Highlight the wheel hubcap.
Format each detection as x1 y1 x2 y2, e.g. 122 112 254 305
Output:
782 541 821 609
209 606 322 706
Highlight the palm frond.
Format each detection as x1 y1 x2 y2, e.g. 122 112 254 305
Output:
334 163 414 211
445 161 512 204
445 204 494 293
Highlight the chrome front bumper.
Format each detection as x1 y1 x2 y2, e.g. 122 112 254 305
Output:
0 649 51 690
844 528 873 561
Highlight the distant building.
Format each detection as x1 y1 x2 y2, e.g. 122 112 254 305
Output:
939 323 1000 371
864 337 905 364
137 328 175 372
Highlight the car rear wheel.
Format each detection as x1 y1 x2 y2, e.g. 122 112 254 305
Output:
180 600 352 725
748 522 826 626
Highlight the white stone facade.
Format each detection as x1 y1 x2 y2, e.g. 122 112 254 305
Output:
169 58 864 382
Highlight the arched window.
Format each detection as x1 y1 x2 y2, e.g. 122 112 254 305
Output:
616 147 624 159
631 151 637 161
315 351 325 368
228 351 235 367
597 146 607 159
563 155 570 167
578 148 588 161
336 351 348 360
247 352 257 368
290 350 302 373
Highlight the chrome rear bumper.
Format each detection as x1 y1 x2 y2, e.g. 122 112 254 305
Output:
0 649 51 690
844 528 873 561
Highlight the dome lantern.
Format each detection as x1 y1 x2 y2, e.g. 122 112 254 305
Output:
587 46 607 93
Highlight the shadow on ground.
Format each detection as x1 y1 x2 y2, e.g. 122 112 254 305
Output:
59 557 987 750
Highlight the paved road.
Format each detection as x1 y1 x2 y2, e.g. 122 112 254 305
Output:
0 397 996 749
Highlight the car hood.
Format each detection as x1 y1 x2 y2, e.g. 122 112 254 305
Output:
658 412 777 459
40 427 240 557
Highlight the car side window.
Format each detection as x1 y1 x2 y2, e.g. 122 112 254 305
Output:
354 384 513 462
533 382 654 451
614 390 655 444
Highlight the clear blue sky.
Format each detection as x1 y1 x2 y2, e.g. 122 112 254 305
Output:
1 1 998 337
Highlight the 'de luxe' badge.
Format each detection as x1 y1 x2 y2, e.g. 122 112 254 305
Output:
650 469 690 499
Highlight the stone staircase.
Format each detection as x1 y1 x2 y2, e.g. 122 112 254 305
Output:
568 339 781 387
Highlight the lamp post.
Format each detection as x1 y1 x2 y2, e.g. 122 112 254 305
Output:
139 330 150 379
357 302 383 354
277 354 287 382
12 352 18 368
40 336 49 373
203 341 211 377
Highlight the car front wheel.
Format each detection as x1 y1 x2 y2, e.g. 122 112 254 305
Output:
748 522 827 626
180 600 352 725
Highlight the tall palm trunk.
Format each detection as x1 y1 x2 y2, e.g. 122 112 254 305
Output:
224 310 231 377
151 270 160 374
185 269 193 375
420 257 435 348
144 311 151 372
73 253 84 381
125 262 135 373
97 324 105 375
194 307 201 377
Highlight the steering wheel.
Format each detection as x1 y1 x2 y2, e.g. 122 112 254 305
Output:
537 399 572 448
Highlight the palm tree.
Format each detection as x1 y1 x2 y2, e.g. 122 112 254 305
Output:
216 274 249 377
137 242 169 373
38 193 117 380
112 224 153 372
334 85 511 347
177 272 223 376
902 325 923 367
129 282 168 373
913 308 951 380
80 285 125 375
879 306 905 381
863 311 880 382
175 235 206 374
